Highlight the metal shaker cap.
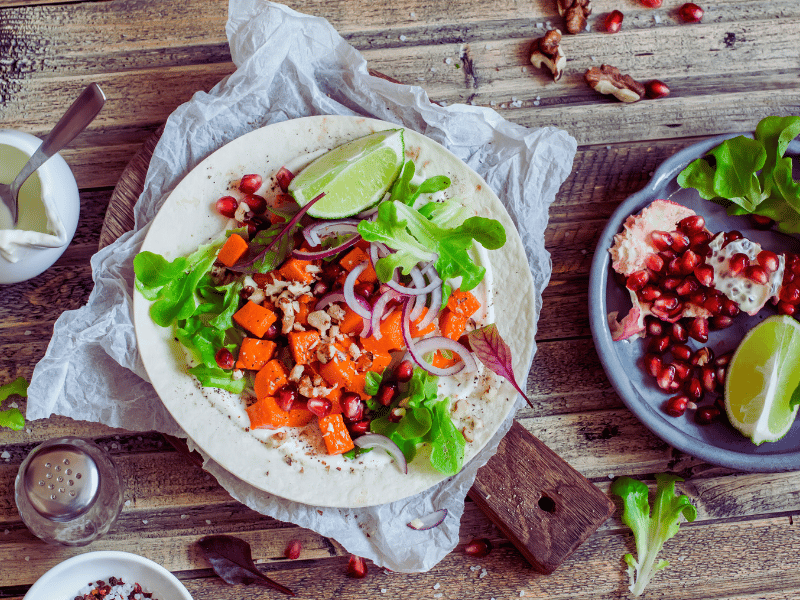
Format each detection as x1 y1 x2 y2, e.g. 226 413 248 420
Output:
22 443 100 521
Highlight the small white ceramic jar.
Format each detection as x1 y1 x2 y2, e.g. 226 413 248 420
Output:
0 129 80 284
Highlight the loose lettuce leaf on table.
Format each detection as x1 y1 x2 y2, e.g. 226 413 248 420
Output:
0 376 27 431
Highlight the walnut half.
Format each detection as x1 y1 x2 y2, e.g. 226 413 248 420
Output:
557 0 592 35
585 64 646 103
530 30 566 81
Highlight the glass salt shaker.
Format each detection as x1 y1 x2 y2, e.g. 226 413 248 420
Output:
14 436 124 546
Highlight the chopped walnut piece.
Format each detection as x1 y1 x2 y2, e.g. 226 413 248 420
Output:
530 30 566 81
316 342 336 364
584 64 645 103
557 0 592 34
288 364 304 382
307 309 332 334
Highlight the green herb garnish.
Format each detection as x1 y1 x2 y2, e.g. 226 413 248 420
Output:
678 116 800 233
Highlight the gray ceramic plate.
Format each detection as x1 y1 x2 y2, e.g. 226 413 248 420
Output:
589 133 800 472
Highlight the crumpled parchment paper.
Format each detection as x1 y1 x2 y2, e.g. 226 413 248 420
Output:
27 0 576 572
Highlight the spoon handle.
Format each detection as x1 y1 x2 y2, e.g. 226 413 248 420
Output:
10 83 106 196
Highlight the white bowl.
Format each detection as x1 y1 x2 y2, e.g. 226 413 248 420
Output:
0 129 80 284
23 551 193 600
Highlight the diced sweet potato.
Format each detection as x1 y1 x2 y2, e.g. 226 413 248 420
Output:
233 301 278 338
318 357 368 399
360 309 405 354
217 233 249 268
235 338 276 371
295 294 315 327
247 396 314 429
254 359 289 400
318 413 355 455
279 257 315 284
338 304 366 335
446 288 481 318
287 330 320 365
439 309 468 341
339 246 377 283
409 308 437 337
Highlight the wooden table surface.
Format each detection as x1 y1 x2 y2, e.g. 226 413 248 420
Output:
2 0 800 598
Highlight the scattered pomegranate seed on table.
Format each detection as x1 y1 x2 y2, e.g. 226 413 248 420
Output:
645 80 671 99
603 10 624 33
284 539 302 560
464 538 492 557
678 3 704 23
640 0 662 7
347 554 368 578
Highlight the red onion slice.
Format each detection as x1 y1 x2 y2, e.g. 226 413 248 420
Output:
401 301 477 377
344 262 371 319
369 288 401 340
315 292 346 311
407 509 448 531
303 219 361 246
384 269 442 296
353 434 408 474
416 280 442 330
292 234 360 260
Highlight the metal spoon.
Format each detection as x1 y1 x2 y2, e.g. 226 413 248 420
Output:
0 83 106 227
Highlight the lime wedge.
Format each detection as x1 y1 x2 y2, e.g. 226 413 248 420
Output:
724 315 800 444
288 129 405 219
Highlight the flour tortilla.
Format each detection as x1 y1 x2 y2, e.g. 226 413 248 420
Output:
134 115 536 507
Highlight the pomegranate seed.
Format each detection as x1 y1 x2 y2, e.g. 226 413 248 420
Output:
716 366 727 387
750 214 774 229
662 276 682 291
659 249 677 262
216 195 238 218
657 364 677 390
645 80 670 99
690 347 713 367
700 366 717 393
665 395 688 417
757 250 779 272
728 253 748 276
626 270 650 291
724 230 743 246
646 253 665 273
644 353 663 377
684 377 704 400
263 324 278 340
678 215 705 234
603 10 624 33
388 407 406 423
240 219 257 236
688 291 707 307
689 230 712 249
464 538 492 558
711 315 734 330
276 386 298 411
693 264 714 287
780 283 800 304
721 298 740 317
651 231 674 251
645 316 663 337
703 295 723 315
242 193 267 214
714 351 734 367
640 0 662 7
649 335 671 354
349 419 371 437
671 360 691 382
376 382 398 406
678 2 704 23
671 231 691 253
670 321 689 343
679 250 700 274
778 301 797 316
347 555 368 578
275 167 295 192
695 406 720 425
654 294 679 312
395 360 414 382
689 317 709 343
744 265 769 285
284 539 302 560
239 174 263 194
307 397 333 418
668 302 685 320
215 348 235 369
676 277 699 297
341 392 364 422
671 343 692 362
640 284 662 301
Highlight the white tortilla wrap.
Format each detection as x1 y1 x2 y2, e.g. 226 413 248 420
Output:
133 115 536 507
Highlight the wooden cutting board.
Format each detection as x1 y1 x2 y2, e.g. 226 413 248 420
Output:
102 94 615 574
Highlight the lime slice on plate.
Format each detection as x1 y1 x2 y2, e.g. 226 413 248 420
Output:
724 315 800 444
288 129 405 219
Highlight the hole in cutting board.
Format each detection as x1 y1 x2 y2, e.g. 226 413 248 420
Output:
538 494 557 513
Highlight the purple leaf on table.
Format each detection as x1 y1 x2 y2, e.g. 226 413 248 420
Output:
198 534 295 595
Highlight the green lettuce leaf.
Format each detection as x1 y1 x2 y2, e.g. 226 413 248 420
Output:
610 474 697 596
0 376 28 431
